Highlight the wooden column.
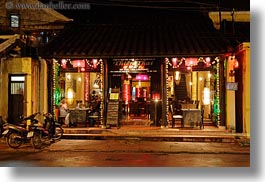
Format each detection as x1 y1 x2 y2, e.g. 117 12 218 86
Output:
161 58 167 127
102 59 108 127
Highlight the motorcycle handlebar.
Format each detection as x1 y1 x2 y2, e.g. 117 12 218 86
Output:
19 112 54 122
43 112 53 118
21 112 41 121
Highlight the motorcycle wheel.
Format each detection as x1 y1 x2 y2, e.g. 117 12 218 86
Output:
53 126 63 140
6 132 23 149
31 131 44 149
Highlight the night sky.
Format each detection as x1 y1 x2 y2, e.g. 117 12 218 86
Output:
39 0 250 23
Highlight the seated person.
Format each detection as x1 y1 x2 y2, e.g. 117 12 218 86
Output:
87 103 99 127
59 98 69 125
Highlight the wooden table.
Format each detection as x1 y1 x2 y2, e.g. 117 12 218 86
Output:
182 109 201 127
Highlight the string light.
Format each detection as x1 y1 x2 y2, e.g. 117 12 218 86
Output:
165 58 169 126
58 59 101 70
169 56 214 69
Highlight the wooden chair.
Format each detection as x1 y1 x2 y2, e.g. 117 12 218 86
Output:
170 104 183 128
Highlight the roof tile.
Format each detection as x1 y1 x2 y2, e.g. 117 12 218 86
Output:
42 15 232 58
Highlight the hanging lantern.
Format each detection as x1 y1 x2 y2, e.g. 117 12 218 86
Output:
152 93 160 101
233 59 239 69
205 57 211 67
72 60 85 68
123 80 131 105
172 58 177 68
136 74 148 81
205 57 211 63
92 59 98 68
61 59 67 65
174 71 181 85
185 57 198 67
61 59 67 69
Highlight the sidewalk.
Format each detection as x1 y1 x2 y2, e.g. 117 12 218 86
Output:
62 125 250 144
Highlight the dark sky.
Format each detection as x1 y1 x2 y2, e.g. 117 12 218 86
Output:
39 0 250 22
39 0 250 10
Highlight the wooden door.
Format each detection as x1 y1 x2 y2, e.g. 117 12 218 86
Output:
8 75 25 124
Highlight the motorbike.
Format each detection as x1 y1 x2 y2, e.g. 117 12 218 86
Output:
0 116 4 138
31 112 63 149
2 112 41 149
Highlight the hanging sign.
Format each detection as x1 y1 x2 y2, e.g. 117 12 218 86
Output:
110 59 159 73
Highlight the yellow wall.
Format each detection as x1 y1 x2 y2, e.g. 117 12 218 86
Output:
226 56 236 131
22 58 32 116
209 11 250 30
0 57 37 120
0 58 9 119
40 59 48 113
239 43 251 137
226 42 250 137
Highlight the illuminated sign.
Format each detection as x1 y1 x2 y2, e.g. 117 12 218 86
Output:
110 59 158 73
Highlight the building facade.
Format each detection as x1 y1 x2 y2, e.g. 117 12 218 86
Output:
0 0 71 123
42 8 243 131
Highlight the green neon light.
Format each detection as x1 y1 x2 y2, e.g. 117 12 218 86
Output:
54 63 61 106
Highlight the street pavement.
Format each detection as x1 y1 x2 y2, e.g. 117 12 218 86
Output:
0 139 250 167
0 124 250 167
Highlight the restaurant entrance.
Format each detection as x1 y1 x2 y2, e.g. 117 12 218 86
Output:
108 59 161 125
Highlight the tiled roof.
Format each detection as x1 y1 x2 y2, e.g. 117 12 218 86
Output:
0 0 71 31
0 34 20 53
0 39 6 44
41 13 233 59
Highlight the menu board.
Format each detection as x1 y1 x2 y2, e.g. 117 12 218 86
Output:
107 101 119 126
109 93 119 100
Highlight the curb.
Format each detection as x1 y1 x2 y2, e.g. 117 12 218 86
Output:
62 134 236 143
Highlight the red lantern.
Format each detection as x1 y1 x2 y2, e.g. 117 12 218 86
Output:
72 60 85 68
136 74 148 80
62 64 67 69
61 59 67 69
205 57 211 63
152 93 160 100
92 59 98 65
233 60 239 69
172 58 177 68
92 59 98 68
136 87 142 98
185 58 197 67
123 82 131 104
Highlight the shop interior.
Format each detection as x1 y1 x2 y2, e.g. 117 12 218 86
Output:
168 70 214 120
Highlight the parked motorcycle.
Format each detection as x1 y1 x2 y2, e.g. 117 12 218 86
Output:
0 116 5 138
2 112 41 149
31 112 63 149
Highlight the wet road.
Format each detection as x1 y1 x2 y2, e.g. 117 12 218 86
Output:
0 139 250 167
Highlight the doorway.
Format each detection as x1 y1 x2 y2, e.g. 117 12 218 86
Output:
8 75 25 124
